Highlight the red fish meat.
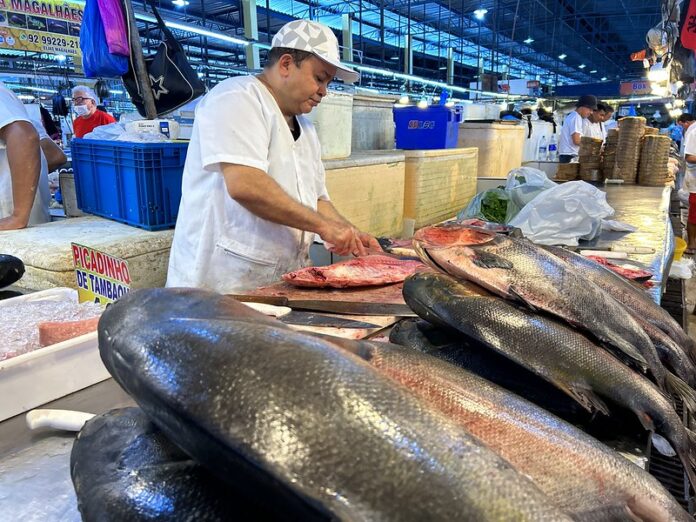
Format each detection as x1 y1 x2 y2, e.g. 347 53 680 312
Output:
282 255 423 288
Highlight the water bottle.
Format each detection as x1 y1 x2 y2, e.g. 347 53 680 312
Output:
537 135 548 161
548 134 558 161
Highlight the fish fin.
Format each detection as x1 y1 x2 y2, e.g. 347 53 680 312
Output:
470 251 513 270
665 372 696 416
564 384 611 416
651 433 677 457
508 286 539 312
637 411 657 431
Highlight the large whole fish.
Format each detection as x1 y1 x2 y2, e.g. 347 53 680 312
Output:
71 407 271 520
403 270 696 490
98 288 570 521
413 225 666 386
334 337 691 521
545 245 696 366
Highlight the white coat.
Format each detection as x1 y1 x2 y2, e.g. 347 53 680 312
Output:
167 76 330 294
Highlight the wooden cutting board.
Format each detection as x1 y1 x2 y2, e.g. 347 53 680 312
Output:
230 281 414 316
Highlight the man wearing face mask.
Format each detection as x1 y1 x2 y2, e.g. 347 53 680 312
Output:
167 19 381 294
71 86 115 138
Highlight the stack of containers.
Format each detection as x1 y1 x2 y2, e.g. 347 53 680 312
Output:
602 128 619 179
638 135 672 186
614 117 646 183
643 127 659 136
555 163 579 181
578 137 604 181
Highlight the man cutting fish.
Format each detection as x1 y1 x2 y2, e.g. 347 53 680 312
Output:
167 20 380 293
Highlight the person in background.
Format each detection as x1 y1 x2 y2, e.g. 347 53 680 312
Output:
167 20 381 294
0 81 50 230
678 113 696 254
583 103 606 140
71 86 115 138
558 94 597 163
602 104 617 134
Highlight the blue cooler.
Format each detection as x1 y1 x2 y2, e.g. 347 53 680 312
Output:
393 105 462 149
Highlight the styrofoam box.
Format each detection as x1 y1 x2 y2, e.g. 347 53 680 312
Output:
0 288 109 421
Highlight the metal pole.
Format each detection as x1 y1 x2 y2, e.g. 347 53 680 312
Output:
123 0 157 119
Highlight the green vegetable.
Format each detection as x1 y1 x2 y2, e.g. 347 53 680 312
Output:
480 191 508 223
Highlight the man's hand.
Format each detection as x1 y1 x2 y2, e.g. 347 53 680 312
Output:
357 232 382 254
319 221 365 256
0 214 29 231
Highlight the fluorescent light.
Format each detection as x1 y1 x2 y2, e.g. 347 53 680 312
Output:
558 54 567 60
172 0 189 6
578 64 586 69
474 8 488 20
390 55 399 60
523 37 534 44
135 12 249 47
589 69 597 74
438 66 448 70
601 77 607 81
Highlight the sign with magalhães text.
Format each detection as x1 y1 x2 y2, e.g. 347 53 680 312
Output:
72 243 130 304
0 0 83 59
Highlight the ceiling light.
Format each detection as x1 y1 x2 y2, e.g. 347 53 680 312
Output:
390 55 399 60
590 69 597 74
578 64 586 69
438 66 448 70
524 37 534 44
398 95 410 104
558 54 567 60
172 0 189 6
601 77 607 81
474 8 488 20
417 99 429 109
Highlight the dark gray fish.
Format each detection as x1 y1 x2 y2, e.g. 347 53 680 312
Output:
333 337 691 521
0 254 24 288
403 271 696 490
71 407 273 521
413 225 666 387
545 245 696 365
98 288 571 521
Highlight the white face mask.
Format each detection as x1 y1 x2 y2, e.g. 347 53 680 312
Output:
74 104 90 117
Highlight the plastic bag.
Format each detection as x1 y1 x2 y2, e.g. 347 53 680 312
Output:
504 167 556 207
669 258 694 279
97 0 130 56
507 181 615 245
83 122 125 140
458 188 521 224
80 0 129 78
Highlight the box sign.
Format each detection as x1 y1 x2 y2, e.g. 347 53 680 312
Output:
619 80 652 96
72 243 131 304
527 80 540 88
0 0 82 59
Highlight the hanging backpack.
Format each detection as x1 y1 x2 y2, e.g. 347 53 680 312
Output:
122 0 206 117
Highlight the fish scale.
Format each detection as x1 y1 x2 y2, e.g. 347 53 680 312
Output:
96 287 571 521
335 338 691 521
414 225 666 388
403 271 696 492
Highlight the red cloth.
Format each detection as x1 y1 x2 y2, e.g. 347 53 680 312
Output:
689 193 696 224
682 0 696 50
73 110 116 138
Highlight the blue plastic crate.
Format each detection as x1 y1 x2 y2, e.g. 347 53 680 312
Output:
393 105 462 150
71 139 188 231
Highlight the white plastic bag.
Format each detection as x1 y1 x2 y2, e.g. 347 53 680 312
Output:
507 181 615 245
504 167 556 207
669 258 694 279
82 122 126 140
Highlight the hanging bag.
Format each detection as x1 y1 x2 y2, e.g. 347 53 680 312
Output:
97 0 130 56
80 0 129 78
122 0 206 117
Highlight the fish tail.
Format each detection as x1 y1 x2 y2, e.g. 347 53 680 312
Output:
665 372 696 419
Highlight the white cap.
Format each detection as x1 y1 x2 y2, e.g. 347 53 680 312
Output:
271 20 359 84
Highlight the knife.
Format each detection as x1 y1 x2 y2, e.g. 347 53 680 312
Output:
278 311 380 329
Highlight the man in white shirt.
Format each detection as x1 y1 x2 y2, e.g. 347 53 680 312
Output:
679 113 696 253
0 82 50 230
602 104 617 135
167 20 380 294
558 94 598 163
582 103 606 140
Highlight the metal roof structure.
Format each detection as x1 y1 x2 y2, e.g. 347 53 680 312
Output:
0 0 664 94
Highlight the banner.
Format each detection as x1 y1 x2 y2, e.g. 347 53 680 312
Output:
619 80 651 96
0 0 83 58
72 243 131 304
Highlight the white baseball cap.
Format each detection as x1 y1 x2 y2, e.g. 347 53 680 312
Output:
271 20 360 84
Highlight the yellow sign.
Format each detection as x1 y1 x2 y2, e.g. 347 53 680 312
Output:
72 243 131 304
0 0 82 58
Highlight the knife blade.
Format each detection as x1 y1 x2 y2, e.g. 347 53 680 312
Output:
278 311 380 329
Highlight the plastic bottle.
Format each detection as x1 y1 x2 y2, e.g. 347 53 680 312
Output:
537 135 548 161
547 134 558 161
